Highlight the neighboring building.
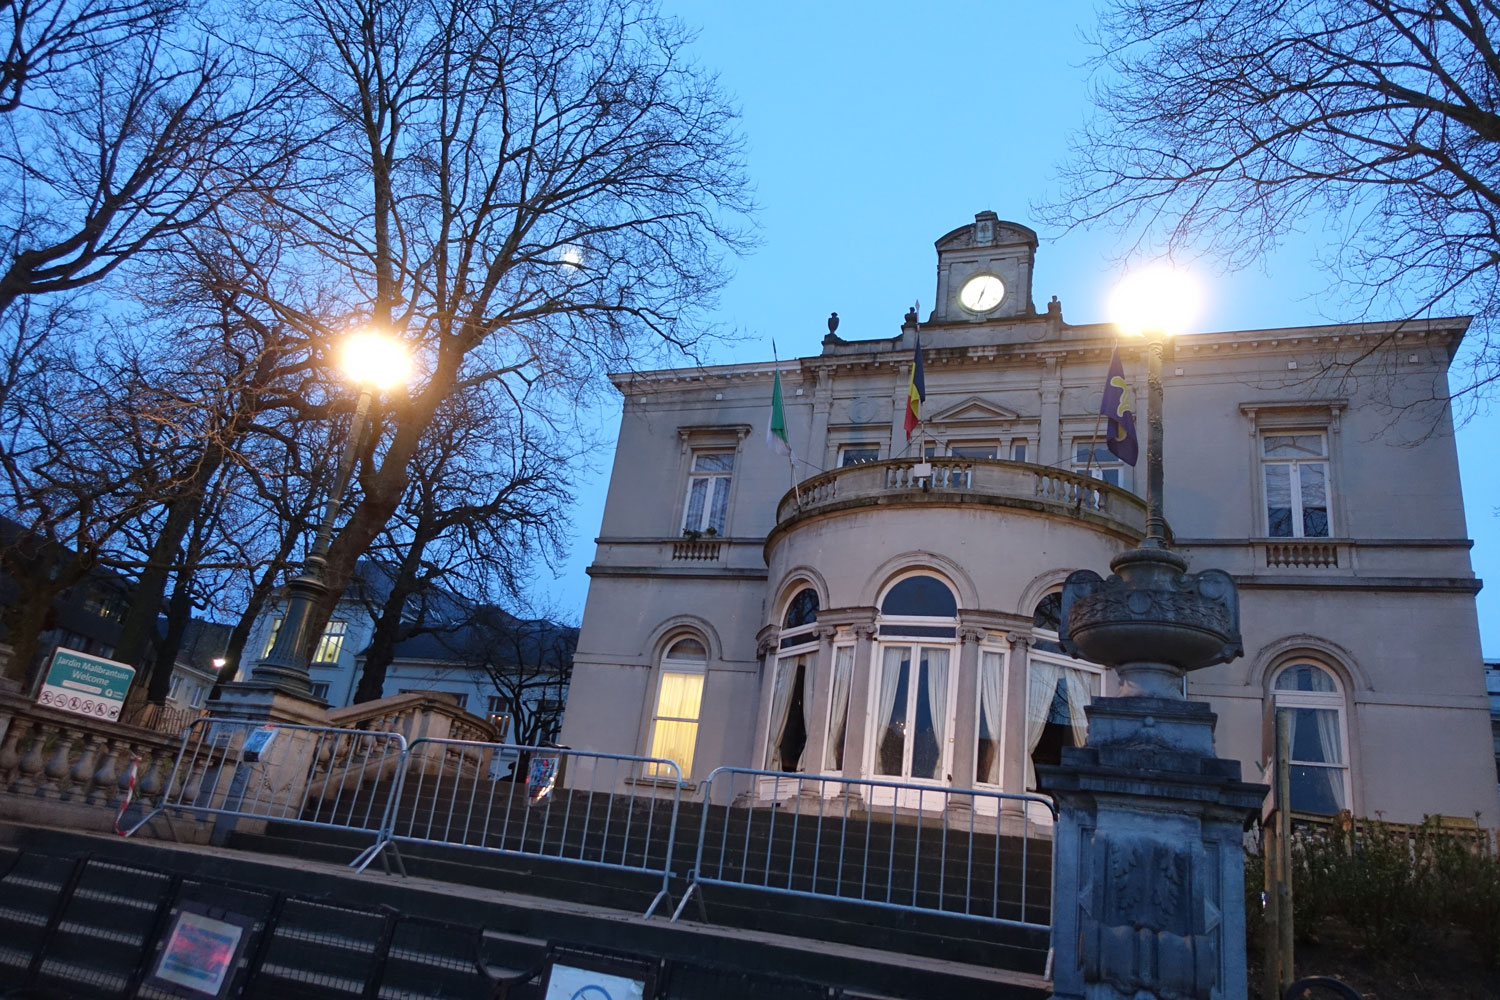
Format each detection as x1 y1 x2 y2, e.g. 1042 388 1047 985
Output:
241 562 575 738
562 211 1497 826
1487 659 1500 789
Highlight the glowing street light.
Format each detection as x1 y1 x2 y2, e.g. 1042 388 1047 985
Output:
1109 266 1201 548
249 330 410 699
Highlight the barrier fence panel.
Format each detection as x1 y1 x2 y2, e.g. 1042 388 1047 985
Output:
357 738 683 917
124 718 408 857
672 768 1057 933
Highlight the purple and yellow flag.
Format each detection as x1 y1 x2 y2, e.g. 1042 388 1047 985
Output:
1101 346 1139 466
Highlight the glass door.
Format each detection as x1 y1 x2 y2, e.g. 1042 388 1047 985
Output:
870 644 954 809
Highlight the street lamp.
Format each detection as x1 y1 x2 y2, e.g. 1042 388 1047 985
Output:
249 331 410 698
1106 265 1202 549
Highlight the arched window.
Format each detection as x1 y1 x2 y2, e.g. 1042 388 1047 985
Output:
646 637 707 779
1024 592 1102 790
767 587 820 773
1271 662 1350 815
784 588 819 629
873 574 959 785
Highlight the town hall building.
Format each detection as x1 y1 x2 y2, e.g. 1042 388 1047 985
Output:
560 212 1497 827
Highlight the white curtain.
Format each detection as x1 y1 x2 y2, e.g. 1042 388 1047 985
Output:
1062 667 1091 748
876 646 908 774
979 651 1004 784
922 647 951 780
1025 660 1063 789
1314 706 1345 809
825 647 854 771
765 657 799 770
799 654 816 768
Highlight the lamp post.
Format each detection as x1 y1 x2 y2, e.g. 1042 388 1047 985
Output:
1039 268 1266 1000
249 332 410 699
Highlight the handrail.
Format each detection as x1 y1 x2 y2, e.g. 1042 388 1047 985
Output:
327 690 501 743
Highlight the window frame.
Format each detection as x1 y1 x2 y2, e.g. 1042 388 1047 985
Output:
645 636 709 780
1071 439 1124 487
973 643 1010 787
839 443 882 466
681 450 736 535
1270 661 1353 815
1260 430 1333 538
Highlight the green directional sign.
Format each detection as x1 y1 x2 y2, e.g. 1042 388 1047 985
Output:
38 647 136 722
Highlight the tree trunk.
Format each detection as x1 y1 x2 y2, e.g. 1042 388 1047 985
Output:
113 485 210 670
146 564 196 704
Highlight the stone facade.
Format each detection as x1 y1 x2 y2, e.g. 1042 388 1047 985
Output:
561 213 1497 827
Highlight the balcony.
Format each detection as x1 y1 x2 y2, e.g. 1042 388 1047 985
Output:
773 458 1147 541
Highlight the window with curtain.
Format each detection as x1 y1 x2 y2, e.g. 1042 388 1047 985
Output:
646 637 708 778
1026 593 1102 789
682 451 734 534
1262 432 1331 537
1272 662 1350 814
976 649 1006 785
824 645 855 771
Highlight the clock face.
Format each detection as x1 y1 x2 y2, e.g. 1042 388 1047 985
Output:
959 274 1005 313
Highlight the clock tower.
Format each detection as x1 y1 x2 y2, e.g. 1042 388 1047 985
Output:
929 211 1038 323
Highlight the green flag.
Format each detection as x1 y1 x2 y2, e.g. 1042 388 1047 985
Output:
767 367 792 458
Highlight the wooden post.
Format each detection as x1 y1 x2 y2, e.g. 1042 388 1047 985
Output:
1275 709 1294 996
1262 709 1295 1000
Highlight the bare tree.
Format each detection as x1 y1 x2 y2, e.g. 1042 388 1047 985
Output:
237 0 752 646
1042 0 1500 398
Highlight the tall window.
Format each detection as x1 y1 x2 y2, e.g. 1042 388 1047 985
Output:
683 452 734 534
874 575 958 782
1073 440 1123 486
768 588 820 772
824 645 855 772
1262 433 1331 537
976 649 1007 784
1009 439 1029 463
1026 594 1103 789
261 617 349 663
1272 662 1350 814
647 637 707 778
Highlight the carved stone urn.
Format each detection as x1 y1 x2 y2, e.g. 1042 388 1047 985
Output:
1058 546 1243 697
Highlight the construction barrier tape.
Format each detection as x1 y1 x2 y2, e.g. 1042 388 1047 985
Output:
113 753 140 836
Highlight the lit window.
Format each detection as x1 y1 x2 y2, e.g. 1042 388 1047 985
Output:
312 620 348 664
1262 433 1331 537
839 444 881 466
260 617 349 662
1073 440 1122 486
1272 663 1350 815
646 638 707 779
683 452 734 534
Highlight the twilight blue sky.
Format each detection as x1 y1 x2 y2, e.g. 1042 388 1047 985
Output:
538 2 1499 656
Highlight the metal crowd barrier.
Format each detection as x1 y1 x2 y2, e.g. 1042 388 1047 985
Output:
672 768 1057 932
123 718 408 862
355 738 683 918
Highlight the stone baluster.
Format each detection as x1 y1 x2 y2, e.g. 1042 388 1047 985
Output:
89 738 125 806
0 716 31 789
67 732 103 802
133 743 164 803
14 719 49 795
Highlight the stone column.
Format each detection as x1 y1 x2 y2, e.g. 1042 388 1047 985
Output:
946 627 985 824
799 625 838 780
810 368 833 470
1039 356 1062 467
1000 635 1032 826
838 622 879 786
748 627 780 776
889 363 909 457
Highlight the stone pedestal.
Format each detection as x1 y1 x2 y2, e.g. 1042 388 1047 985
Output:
1039 696 1266 1000
206 680 328 727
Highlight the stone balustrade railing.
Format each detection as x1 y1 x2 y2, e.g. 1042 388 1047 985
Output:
0 690 220 836
326 690 503 782
775 458 1147 538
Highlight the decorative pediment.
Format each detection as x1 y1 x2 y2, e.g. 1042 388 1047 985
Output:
927 396 1022 424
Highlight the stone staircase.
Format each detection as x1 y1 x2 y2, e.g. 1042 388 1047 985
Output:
0 821 1053 999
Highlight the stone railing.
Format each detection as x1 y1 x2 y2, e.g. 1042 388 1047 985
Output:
326 689 502 745
776 458 1147 537
0 690 218 837
1261 540 1342 568
672 538 722 561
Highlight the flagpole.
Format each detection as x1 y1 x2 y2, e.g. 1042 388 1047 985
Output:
771 340 802 506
